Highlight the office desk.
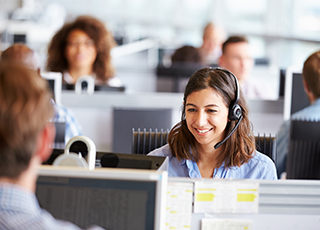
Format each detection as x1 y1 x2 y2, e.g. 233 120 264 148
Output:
61 91 284 151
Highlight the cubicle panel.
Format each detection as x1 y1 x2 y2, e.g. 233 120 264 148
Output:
112 107 172 154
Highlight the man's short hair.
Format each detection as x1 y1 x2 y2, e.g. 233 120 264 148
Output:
0 62 54 178
1 43 39 70
303 51 320 98
222 36 249 54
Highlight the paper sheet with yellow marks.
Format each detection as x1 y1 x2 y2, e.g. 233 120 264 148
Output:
194 181 259 213
201 218 253 230
165 182 194 230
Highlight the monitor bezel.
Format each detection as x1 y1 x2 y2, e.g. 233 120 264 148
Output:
40 71 62 105
283 66 302 121
37 165 167 230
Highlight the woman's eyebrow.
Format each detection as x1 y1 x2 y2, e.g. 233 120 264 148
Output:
186 103 219 107
205 104 219 108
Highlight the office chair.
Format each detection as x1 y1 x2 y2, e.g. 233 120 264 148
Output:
132 129 277 162
255 133 277 163
286 120 320 179
132 128 170 154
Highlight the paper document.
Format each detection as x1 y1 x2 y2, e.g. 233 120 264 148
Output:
201 218 253 230
165 182 194 230
194 180 259 213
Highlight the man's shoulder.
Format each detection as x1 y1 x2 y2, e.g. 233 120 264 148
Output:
292 103 320 120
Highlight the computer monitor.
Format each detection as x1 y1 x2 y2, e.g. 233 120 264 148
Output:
41 71 62 105
283 67 310 120
36 166 167 230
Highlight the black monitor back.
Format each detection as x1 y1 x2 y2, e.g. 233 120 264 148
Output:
290 73 309 115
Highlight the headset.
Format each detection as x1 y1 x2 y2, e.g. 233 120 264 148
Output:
211 67 243 149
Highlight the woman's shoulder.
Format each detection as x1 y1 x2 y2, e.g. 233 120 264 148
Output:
251 151 274 164
147 144 172 157
245 150 277 179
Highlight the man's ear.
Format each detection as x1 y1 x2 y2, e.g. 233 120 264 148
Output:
302 78 314 103
34 123 56 163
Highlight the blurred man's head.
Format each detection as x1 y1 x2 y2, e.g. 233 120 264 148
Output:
1 43 39 71
302 51 320 103
219 36 254 83
199 23 226 62
0 58 54 181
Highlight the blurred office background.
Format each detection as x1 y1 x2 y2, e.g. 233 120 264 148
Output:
1 0 320 94
1 0 320 151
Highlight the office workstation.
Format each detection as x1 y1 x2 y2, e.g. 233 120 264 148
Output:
1 1 320 230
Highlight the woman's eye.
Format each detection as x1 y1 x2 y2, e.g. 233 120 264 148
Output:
187 108 196 112
207 109 217 113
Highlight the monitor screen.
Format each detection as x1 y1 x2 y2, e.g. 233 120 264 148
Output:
36 166 167 230
41 71 62 105
283 67 310 120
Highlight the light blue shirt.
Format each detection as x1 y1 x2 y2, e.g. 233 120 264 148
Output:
148 144 277 179
276 98 320 178
51 103 82 144
0 183 103 230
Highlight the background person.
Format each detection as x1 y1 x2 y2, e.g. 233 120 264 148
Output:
198 22 226 65
148 67 277 179
276 50 320 178
171 45 204 66
0 62 103 230
1 43 82 145
218 36 273 100
46 15 122 87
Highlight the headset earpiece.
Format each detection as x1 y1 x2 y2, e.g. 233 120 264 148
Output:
209 67 243 149
229 103 242 121
212 67 242 121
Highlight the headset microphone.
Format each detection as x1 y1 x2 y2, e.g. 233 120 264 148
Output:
214 115 242 149
213 68 243 149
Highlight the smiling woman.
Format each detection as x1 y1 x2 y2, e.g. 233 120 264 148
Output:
148 67 277 179
46 15 121 87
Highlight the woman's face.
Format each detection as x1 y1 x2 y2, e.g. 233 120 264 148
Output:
65 29 97 70
185 88 229 149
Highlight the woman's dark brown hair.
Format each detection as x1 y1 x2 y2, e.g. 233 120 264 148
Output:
46 15 116 83
168 67 255 168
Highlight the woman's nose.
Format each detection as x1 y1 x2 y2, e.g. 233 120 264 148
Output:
196 111 207 126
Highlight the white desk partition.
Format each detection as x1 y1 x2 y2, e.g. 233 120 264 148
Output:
167 178 320 230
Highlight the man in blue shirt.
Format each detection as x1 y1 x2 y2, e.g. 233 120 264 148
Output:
0 62 102 230
276 50 320 178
